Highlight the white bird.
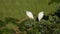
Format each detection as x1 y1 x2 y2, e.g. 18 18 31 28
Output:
26 11 34 19
38 11 44 21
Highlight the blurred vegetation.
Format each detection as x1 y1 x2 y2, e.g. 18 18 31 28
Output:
0 0 60 34
48 0 60 5
0 28 16 34
0 8 60 34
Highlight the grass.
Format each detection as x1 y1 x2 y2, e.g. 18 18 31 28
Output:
0 0 57 20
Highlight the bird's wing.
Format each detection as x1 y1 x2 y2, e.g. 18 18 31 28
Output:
26 11 34 19
38 11 44 21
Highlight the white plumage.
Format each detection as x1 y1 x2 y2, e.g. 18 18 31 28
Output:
26 11 44 21
38 11 44 21
26 11 34 19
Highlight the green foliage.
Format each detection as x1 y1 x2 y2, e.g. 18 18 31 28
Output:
0 8 60 34
48 0 60 5
0 20 8 27
0 16 59 34
0 10 60 34
0 17 18 34
1 28 16 34
4 17 19 25
18 9 60 34
18 19 37 32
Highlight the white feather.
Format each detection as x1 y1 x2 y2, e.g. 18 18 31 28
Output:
26 11 34 19
38 11 44 21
